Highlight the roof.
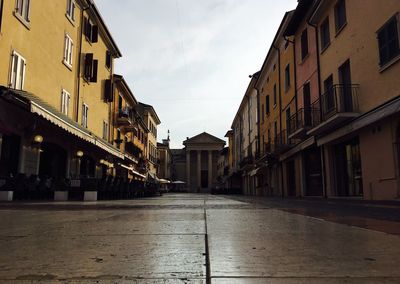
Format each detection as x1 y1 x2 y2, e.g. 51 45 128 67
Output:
224 130 234 137
183 132 226 146
113 74 137 105
284 0 316 36
138 102 161 125
86 0 122 57
231 71 260 128
255 10 295 90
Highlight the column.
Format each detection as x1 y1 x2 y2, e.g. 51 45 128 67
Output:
186 150 191 188
197 150 201 188
208 150 213 188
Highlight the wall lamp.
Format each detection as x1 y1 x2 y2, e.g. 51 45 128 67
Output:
76 150 84 157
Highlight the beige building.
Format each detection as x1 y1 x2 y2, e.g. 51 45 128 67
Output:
175 133 226 192
157 134 172 180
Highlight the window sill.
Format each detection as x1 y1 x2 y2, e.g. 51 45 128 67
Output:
63 60 73 71
13 12 30 30
320 42 331 55
273 104 277 109
335 22 347 38
379 53 400 73
65 14 75 26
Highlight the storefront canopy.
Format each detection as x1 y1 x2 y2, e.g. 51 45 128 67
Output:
0 87 124 159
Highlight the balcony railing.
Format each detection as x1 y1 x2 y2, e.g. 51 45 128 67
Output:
273 130 292 153
125 141 142 158
116 107 133 125
309 84 360 134
288 108 313 138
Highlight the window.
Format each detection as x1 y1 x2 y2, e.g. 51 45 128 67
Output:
83 53 98 82
284 64 290 91
63 34 73 68
273 84 277 106
265 95 270 114
61 89 70 116
82 104 89 128
320 17 330 50
301 28 309 59
334 0 346 33
105 51 112 69
15 0 30 23
10 51 26 90
261 105 264 122
66 0 75 22
377 15 400 66
83 17 98 43
102 121 109 140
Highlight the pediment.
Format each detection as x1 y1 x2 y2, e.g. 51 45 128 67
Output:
183 132 225 146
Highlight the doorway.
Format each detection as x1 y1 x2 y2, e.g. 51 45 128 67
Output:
287 160 296 196
338 60 353 112
201 170 208 188
0 134 20 177
335 138 363 196
80 155 96 178
39 142 67 178
304 147 323 196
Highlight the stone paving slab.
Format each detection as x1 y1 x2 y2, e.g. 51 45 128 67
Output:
0 234 206 281
207 209 400 278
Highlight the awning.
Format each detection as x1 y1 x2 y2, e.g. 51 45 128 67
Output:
119 163 146 178
124 154 138 164
159 178 171 184
317 96 400 146
279 136 315 161
1 87 123 159
30 102 95 144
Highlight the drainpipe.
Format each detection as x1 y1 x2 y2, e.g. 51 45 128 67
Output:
308 19 327 198
272 44 284 199
76 2 91 122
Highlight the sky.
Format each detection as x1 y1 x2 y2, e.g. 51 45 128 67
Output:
95 0 297 149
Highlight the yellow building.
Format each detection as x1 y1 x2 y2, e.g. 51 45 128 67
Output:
0 0 125 182
255 11 295 197
308 0 400 200
137 103 161 179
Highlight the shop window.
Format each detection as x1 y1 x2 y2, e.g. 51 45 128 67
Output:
377 15 400 67
10 51 26 90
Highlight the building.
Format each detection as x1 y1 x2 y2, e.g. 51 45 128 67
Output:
157 133 172 180
307 0 400 200
0 0 123 180
216 147 229 186
231 72 260 195
136 103 161 180
171 132 225 192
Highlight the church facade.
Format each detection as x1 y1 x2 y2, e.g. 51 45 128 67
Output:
172 132 225 192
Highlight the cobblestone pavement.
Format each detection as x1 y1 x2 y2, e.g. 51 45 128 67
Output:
0 194 400 283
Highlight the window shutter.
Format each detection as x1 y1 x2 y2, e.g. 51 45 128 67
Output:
84 53 93 80
83 17 88 37
104 79 114 102
90 59 98 82
91 25 98 43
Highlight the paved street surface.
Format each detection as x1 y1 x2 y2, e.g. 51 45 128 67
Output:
0 194 400 283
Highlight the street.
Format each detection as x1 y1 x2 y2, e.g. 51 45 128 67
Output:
1 194 400 283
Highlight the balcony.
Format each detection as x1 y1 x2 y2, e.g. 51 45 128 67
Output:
239 155 254 169
116 107 133 126
273 130 292 154
125 141 143 159
288 108 313 139
308 84 360 136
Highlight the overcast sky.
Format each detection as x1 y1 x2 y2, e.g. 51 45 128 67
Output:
95 0 297 149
